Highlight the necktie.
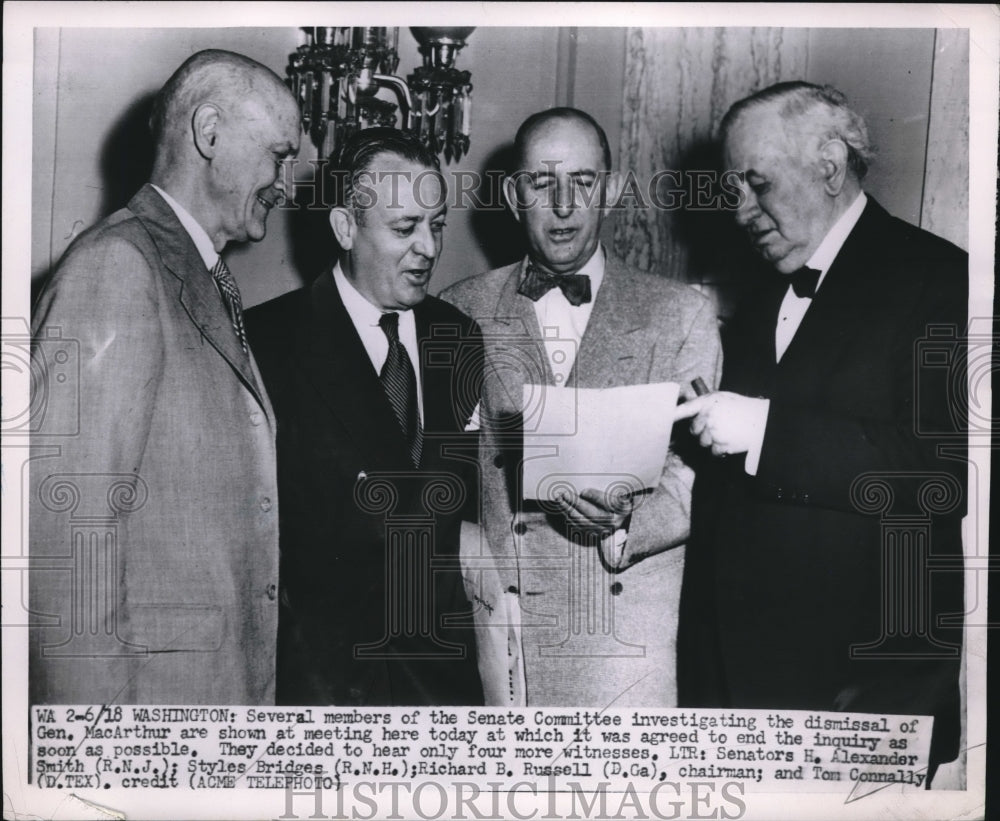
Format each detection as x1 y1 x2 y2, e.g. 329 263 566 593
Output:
790 266 822 299
211 257 248 353
517 261 592 306
378 312 422 467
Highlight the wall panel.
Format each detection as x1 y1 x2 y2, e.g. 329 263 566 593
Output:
921 28 969 250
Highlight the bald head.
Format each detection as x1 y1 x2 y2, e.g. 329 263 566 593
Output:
147 49 301 251
512 107 612 173
150 49 295 166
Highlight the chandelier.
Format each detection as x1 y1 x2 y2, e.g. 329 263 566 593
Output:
287 26 475 163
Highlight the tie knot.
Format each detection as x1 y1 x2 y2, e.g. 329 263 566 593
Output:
379 311 401 342
211 256 231 280
790 266 822 299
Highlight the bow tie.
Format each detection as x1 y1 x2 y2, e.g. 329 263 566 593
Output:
517 261 592 306
790 266 822 299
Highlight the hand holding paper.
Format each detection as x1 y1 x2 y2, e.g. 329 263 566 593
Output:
554 486 633 534
521 382 680 502
554 486 634 567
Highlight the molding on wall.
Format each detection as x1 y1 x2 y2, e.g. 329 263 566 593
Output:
555 27 578 108
922 28 970 251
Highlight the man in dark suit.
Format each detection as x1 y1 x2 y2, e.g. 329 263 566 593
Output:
246 129 484 706
675 82 967 777
442 108 721 706
30 50 299 704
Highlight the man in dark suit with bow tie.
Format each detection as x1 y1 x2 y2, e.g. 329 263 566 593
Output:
246 129 484 705
442 108 721 706
674 82 967 779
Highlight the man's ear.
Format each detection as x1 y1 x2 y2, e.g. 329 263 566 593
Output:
192 103 221 160
329 207 355 250
818 139 849 196
502 175 523 224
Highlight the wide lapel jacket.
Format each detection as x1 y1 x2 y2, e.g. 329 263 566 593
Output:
570 255 664 389
451 253 721 591
129 184 272 419
481 261 555 406
300 270 415 472
725 198 904 400
683 196 966 755
31 183 282 705
246 272 484 705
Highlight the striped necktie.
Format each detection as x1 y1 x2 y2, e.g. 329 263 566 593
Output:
378 311 422 467
211 257 247 353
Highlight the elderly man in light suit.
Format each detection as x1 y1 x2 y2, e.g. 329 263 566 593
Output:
29 49 300 704
443 108 721 706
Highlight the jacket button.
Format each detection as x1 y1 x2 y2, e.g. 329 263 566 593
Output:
513 522 527 535
260 497 272 512
507 585 519 595
775 488 783 500
493 454 504 468
266 583 277 601
250 411 262 426
610 582 623 596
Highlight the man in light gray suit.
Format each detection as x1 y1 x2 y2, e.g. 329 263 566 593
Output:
442 108 721 706
29 50 300 704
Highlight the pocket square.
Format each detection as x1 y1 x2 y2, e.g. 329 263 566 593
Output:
464 400 482 432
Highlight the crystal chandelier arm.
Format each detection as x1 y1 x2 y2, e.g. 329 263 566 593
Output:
372 73 416 129
289 26 473 161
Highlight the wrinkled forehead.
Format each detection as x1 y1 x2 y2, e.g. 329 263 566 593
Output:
231 82 300 141
724 106 803 168
362 155 448 214
520 118 605 173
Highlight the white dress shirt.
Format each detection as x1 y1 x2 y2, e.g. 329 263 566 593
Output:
774 191 867 361
528 244 606 386
745 191 867 475
332 263 423 423
151 184 218 269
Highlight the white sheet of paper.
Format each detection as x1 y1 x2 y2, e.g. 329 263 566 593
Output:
521 382 679 501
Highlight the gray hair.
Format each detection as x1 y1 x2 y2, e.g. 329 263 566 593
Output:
720 81 874 179
149 49 287 157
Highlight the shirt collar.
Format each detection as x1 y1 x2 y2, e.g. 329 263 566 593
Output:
522 243 607 296
332 261 412 327
805 191 867 284
151 184 218 269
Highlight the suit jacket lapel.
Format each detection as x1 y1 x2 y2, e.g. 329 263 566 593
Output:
721 279 784 397
570 255 651 388
301 271 412 470
777 200 881 378
414 302 462 436
128 185 268 409
487 262 554 412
